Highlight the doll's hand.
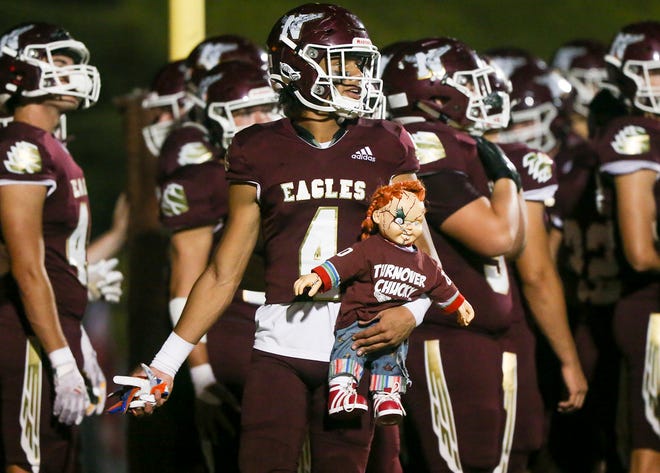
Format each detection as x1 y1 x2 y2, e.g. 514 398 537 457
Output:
293 273 322 297
456 300 475 326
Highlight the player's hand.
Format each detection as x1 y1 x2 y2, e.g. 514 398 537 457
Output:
456 300 475 326
473 135 522 190
87 258 124 303
50 347 91 426
80 328 106 415
557 361 588 413
107 364 171 416
191 364 241 442
351 305 416 356
293 273 322 297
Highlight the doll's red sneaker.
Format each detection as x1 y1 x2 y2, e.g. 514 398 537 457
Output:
328 375 368 419
373 385 405 426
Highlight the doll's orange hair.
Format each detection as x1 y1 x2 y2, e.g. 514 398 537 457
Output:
360 180 426 240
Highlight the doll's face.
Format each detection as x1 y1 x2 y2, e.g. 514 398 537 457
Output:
372 190 425 246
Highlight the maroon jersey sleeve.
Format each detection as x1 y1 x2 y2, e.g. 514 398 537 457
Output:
499 142 557 204
158 123 217 178
158 161 228 232
596 115 660 175
0 122 89 319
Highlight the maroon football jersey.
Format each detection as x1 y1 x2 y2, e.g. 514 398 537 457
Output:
0 121 90 319
595 114 660 295
157 123 227 233
551 138 621 306
314 233 464 330
226 117 419 304
405 121 515 333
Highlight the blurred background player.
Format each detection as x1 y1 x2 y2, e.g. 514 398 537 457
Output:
0 21 102 473
483 51 588 473
592 20 660 473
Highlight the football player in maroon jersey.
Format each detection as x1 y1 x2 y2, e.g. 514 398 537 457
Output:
382 37 526 473
483 55 588 473
0 22 101 472
120 4 439 472
593 20 660 473
294 180 473 427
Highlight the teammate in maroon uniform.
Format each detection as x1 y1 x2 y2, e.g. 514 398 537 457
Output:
483 56 588 472
544 40 626 473
119 4 432 472
593 20 660 473
0 22 101 472
157 59 280 472
295 181 473 426
382 37 526 472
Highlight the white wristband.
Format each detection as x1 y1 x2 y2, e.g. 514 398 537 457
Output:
151 332 195 378
48 346 76 368
402 294 432 326
189 363 217 397
169 297 207 343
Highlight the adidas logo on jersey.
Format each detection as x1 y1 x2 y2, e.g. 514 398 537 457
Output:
351 146 376 162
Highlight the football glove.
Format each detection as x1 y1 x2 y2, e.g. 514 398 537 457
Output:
473 135 522 191
190 363 241 441
49 347 91 426
87 258 123 303
106 363 169 414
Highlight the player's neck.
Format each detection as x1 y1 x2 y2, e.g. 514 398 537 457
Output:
295 110 342 144
13 103 61 133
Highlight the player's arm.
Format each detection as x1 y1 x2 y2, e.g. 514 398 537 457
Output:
168 225 214 368
0 184 68 352
142 183 260 410
614 170 660 272
87 192 129 264
0 183 90 425
440 178 524 258
515 200 587 412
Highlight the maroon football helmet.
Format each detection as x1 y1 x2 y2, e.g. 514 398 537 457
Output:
141 60 194 156
267 3 381 117
605 20 660 114
496 66 565 152
0 22 100 109
185 34 268 108
196 62 281 149
551 39 608 117
382 37 510 131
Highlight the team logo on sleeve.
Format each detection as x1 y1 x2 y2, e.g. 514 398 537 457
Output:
522 151 553 183
411 131 446 164
160 183 189 217
4 141 42 174
177 142 213 166
611 125 650 155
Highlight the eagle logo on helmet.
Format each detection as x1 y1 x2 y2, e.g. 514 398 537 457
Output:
4 141 42 174
0 24 33 55
283 13 324 41
403 46 450 82
197 43 239 71
607 33 644 66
